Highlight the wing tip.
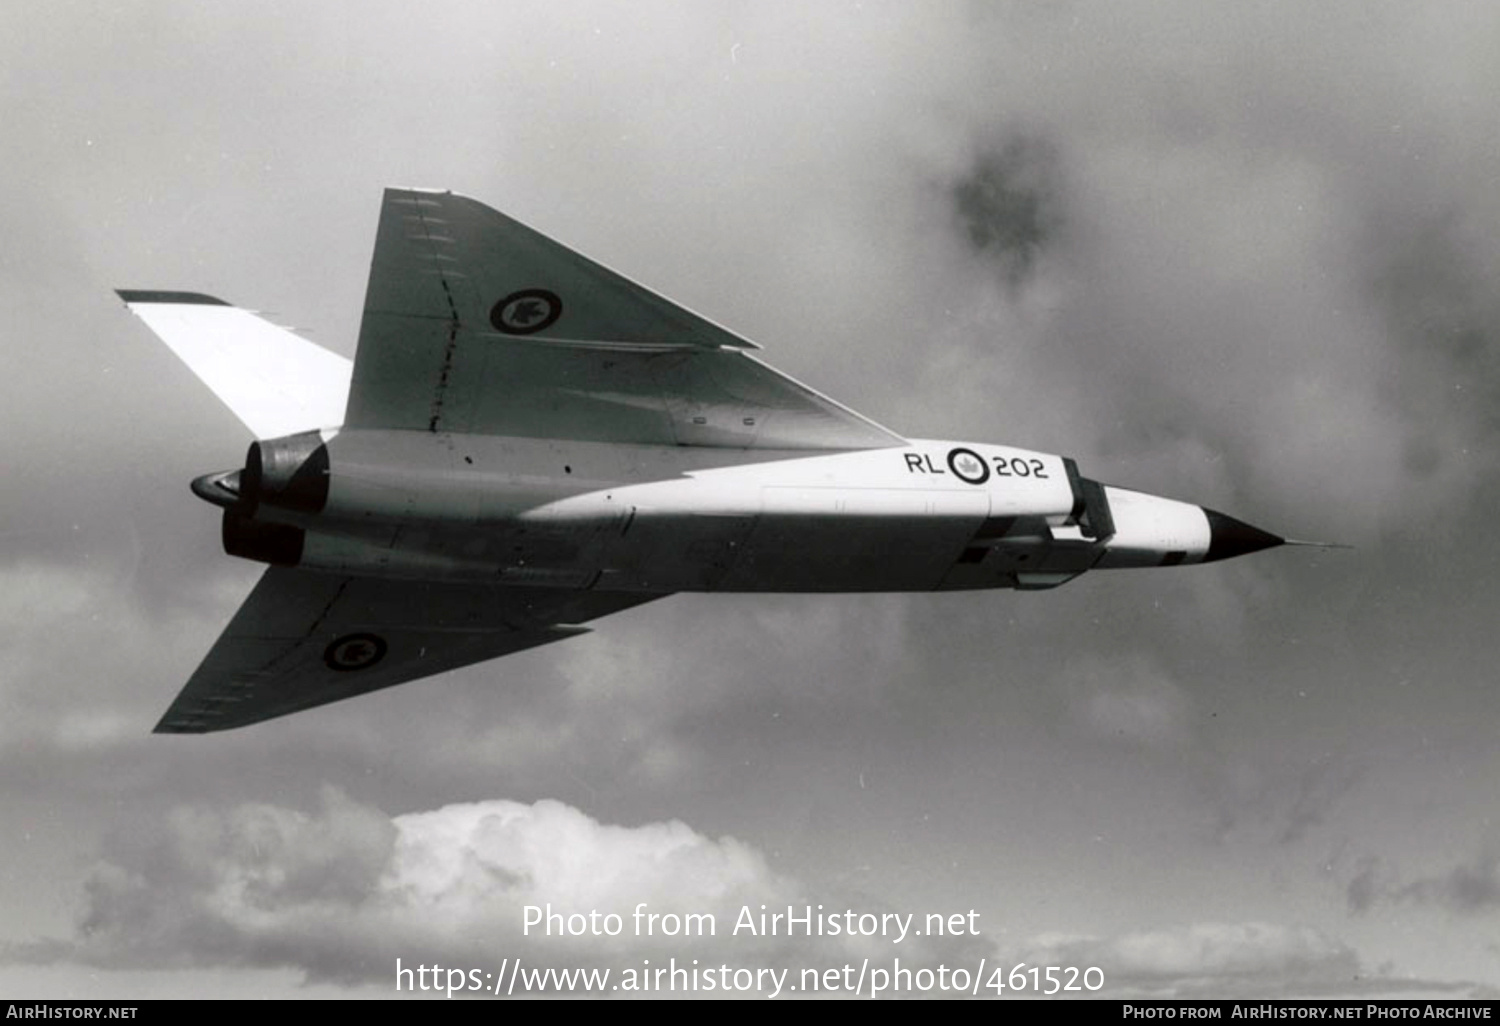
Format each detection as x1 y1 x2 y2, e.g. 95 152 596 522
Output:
117 290 231 307
155 713 249 734
153 720 210 735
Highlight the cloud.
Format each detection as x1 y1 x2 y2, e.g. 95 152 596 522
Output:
49 785 1484 1000
1202 755 1362 847
1348 848 1500 916
0 560 238 754
1345 856 1386 916
1060 653 1196 748
889 1 1500 544
1051 654 1360 846
47 788 981 989
951 132 1064 287
1359 207 1500 498
1400 853 1500 913
1022 922 1355 994
1011 921 1475 999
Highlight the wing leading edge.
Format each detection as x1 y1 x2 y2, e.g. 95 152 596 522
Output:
156 570 664 733
345 188 905 449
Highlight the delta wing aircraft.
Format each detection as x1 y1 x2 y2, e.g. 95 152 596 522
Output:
120 188 1293 733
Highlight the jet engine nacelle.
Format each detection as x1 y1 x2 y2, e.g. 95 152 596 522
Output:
222 511 304 567
188 430 331 568
240 430 331 515
189 429 332 516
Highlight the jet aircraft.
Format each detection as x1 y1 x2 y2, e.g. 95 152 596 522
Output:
120 187 1293 732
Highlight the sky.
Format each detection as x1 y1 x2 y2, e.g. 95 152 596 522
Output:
2 0 1499 1001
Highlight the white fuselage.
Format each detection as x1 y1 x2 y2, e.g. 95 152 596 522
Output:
238 429 1214 593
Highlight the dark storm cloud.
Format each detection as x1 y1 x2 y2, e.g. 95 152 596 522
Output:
1348 849 1500 916
950 133 1062 286
1194 756 1363 848
1361 209 1500 483
1346 857 1385 916
907 2 1500 542
1401 853 1500 913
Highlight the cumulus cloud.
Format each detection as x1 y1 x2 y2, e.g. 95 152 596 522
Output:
53 788 981 988
44 786 1482 999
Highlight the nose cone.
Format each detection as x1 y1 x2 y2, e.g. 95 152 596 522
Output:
1202 508 1284 563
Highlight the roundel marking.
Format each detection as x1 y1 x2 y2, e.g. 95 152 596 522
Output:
490 289 562 335
947 447 990 485
323 633 388 672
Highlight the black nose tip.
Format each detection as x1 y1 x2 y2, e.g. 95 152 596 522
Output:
1202 509 1284 563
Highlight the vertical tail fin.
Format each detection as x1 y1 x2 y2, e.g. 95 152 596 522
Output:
117 291 352 439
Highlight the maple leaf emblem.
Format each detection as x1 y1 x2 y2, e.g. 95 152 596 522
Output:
506 298 545 325
338 641 373 664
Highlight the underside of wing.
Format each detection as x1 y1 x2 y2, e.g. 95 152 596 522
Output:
345 188 904 449
156 568 664 733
